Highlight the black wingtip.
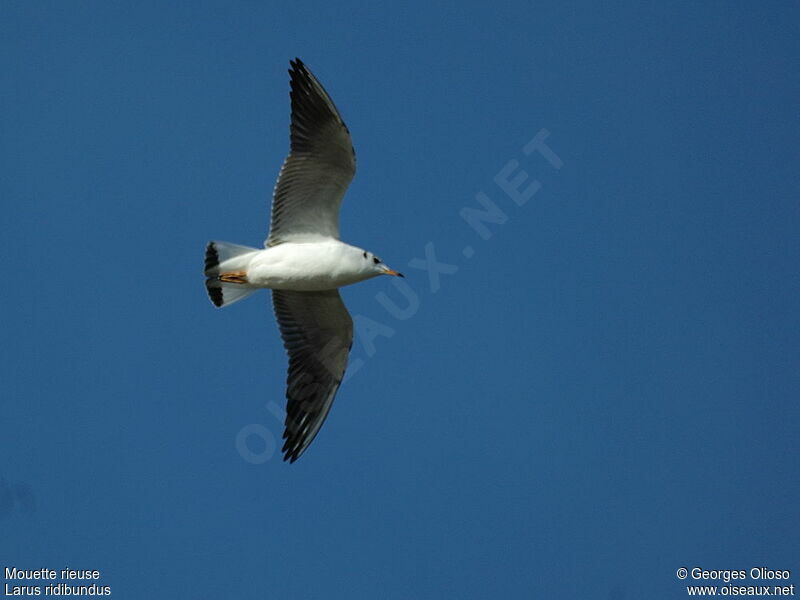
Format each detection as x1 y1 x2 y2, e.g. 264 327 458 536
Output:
205 279 224 307
281 423 308 463
204 241 219 275
289 57 306 74
281 444 300 463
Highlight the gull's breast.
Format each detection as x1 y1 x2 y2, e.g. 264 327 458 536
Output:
247 242 368 291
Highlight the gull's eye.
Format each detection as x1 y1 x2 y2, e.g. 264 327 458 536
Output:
373 257 380 264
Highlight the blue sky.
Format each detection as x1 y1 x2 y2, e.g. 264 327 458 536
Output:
1 2 798 598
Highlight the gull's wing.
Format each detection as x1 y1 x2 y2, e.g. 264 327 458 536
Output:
272 289 354 462
266 58 356 246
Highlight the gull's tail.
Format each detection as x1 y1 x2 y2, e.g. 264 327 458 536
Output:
204 241 260 308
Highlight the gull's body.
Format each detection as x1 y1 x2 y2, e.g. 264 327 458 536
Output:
204 59 402 462
214 240 386 292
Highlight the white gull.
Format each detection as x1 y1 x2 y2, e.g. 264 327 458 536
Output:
204 58 403 463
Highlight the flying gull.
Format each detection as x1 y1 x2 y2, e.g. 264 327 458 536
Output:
204 58 403 463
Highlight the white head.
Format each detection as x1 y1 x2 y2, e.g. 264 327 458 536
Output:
357 248 404 279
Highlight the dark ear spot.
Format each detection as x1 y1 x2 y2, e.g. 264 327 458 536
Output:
373 257 380 264
363 251 367 259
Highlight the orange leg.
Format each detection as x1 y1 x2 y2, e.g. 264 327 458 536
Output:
219 271 249 284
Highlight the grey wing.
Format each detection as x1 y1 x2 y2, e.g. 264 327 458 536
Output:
266 58 356 246
272 289 354 462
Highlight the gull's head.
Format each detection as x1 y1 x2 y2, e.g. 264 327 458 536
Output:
360 249 404 278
